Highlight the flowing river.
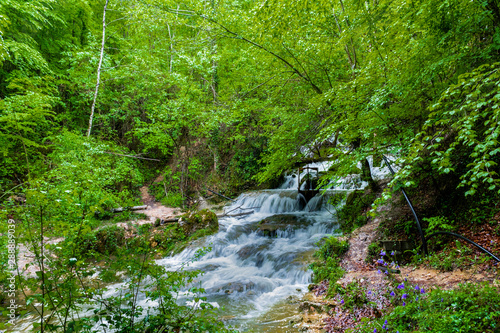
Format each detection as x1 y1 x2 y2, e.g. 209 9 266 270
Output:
154 162 371 331
10 159 391 332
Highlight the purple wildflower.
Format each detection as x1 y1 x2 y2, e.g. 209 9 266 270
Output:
391 251 395 256
416 296 419 301
420 288 425 294
368 290 372 294
384 320 388 325
397 283 405 289
378 269 382 274
441 298 444 302
377 259 385 264
415 285 419 291
390 291 395 296
382 324 386 329
403 301 406 306
340 299 344 304
402 293 408 299
380 250 386 256
374 329 377 333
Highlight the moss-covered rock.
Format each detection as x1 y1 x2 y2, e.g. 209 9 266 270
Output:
79 225 125 255
254 214 312 237
178 209 218 236
338 190 377 234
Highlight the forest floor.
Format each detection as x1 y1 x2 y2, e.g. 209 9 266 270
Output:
296 205 500 333
118 185 181 228
16 186 181 277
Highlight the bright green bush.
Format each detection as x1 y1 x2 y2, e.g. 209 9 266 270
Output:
316 236 350 261
310 256 345 284
357 283 500 333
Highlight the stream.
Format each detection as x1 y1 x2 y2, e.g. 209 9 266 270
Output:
153 162 371 331
9 159 391 332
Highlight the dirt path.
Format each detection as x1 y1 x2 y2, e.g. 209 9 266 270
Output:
296 204 499 333
117 186 181 228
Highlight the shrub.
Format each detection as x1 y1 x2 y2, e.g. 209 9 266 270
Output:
316 236 349 261
76 225 125 256
358 283 500 333
310 256 345 284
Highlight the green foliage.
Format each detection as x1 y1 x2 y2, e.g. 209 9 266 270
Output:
336 190 377 234
1 191 234 332
2 0 500 329
330 281 372 309
357 283 500 333
77 225 125 256
423 241 490 272
310 256 345 284
398 63 500 197
423 216 455 234
316 236 349 261
366 242 383 263
310 235 347 286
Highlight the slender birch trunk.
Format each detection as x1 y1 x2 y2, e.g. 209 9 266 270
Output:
87 0 109 137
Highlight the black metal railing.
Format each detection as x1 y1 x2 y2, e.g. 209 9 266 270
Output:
382 155 499 263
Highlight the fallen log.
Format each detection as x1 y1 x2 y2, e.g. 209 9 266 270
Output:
217 210 254 218
162 217 180 223
152 210 256 226
112 205 148 213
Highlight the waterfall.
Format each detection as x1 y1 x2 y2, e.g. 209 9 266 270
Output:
154 161 374 330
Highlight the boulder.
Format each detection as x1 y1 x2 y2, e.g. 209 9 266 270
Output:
178 209 218 236
253 214 313 237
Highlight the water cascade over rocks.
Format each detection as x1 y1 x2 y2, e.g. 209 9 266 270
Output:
154 162 374 330
10 160 393 332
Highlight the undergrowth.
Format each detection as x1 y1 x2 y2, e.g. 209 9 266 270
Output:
356 283 500 333
310 236 349 293
334 190 377 234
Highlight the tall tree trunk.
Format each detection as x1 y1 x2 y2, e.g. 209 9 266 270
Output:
87 0 109 137
210 0 218 101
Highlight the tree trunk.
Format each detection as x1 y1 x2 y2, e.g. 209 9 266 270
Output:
87 0 108 137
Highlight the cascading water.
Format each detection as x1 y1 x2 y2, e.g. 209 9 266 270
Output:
154 162 369 331
9 160 393 332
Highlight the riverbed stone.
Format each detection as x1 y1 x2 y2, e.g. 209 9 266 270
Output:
254 214 313 237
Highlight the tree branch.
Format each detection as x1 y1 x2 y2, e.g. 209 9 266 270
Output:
204 16 324 95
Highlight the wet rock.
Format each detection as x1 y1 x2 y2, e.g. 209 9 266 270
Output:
215 281 256 293
237 244 269 260
254 214 313 237
299 301 325 313
202 264 220 272
288 315 302 326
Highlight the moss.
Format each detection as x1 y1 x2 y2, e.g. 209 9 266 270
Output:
178 209 218 236
337 190 377 234
126 210 220 256
78 225 125 255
